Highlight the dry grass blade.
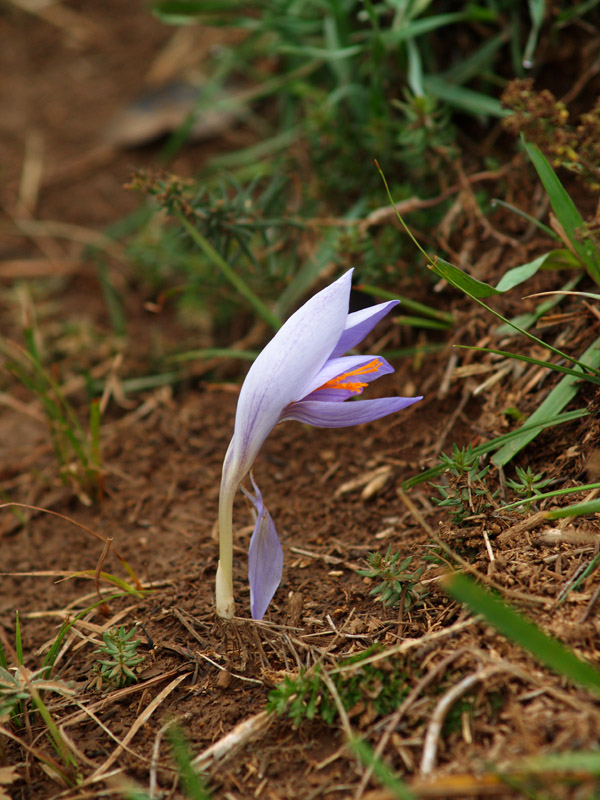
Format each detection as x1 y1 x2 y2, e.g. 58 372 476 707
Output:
90 672 190 779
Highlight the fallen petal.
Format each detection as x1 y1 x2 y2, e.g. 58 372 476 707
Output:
244 478 284 620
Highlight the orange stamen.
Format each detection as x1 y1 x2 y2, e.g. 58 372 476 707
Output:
316 358 383 395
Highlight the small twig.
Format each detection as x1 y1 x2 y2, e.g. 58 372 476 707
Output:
94 536 113 611
482 529 495 562
332 618 478 676
197 652 263 686
192 712 271 772
320 669 354 745
497 511 547 543
0 502 142 589
580 586 600 623
420 665 501 777
149 718 180 799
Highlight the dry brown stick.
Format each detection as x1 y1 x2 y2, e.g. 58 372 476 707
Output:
497 511 549 543
196 651 263 686
68 702 148 766
430 385 471 457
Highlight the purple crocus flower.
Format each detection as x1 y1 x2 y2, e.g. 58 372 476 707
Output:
216 268 423 620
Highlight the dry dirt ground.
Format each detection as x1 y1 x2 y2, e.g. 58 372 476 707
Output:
2 4 600 800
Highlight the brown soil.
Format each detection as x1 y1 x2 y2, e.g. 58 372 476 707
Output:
2 4 600 800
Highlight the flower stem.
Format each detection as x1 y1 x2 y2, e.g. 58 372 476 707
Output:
216 478 235 618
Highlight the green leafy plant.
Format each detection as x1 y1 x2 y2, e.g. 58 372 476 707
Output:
0 665 75 720
506 466 552 511
268 648 410 728
359 547 424 607
431 444 497 525
94 626 145 689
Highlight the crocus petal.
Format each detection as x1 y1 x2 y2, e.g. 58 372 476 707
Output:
244 476 283 620
280 395 423 428
229 270 354 479
300 355 394 398
330 300 399 358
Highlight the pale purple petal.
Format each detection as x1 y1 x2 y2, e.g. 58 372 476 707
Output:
300 355 394 398
244 477 283 620
229 270 353 478
330 300 399 358
280 396 423 427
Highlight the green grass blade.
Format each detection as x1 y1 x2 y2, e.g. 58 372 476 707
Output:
395 315 450 331
439 32 506 85
516 750 600 774
358 283 454 324
455 345 600 385
431 258 597 372
523 0 545 68
0 638 6 669
423 76 506 117
170 348 258 363
174 210 281 330
279 43 363 60
445 572 600 696
490 198 557 239
499 482 600 512
557 553 600 604
352 739 417 800
383 343 445 358
524 141 600 283
403 408 588 488
42 593 136 675
495 250 577 293
28 685 78 773
168 727 212 800
205 128 299 174
491 336 600 467
495 275 580 335
545 499 600 519
89 399 102 470
15 611 23 666
431 257 501 298
380 12 469 44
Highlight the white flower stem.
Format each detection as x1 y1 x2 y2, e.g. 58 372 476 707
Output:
216 477 235 618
